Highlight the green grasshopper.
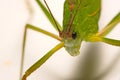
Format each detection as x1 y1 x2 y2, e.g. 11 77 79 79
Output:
21 0 120 80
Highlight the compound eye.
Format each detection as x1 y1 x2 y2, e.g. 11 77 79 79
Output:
72 32 77 39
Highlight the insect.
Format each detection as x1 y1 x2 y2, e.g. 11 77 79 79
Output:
21 0 120 80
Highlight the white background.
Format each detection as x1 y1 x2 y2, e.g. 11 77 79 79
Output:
0 0 120 80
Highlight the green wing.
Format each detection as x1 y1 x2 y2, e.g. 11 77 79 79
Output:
63 0 101 40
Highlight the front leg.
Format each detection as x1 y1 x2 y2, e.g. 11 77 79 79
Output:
96 12 120 37
22 42 64 80
88 12 120 46
20 24 62 80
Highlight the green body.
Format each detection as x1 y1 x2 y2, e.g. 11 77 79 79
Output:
62 0 101 56
21 0 120 80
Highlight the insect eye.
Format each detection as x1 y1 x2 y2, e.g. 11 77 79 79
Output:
72 32 77 39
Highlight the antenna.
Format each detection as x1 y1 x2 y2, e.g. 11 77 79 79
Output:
43 0 61 34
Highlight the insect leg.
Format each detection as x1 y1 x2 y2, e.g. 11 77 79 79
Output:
25 24 62 41
88 34 120 46
92 12 120 46
101 37 120 46
36 0 62 32
22 42 64 80
19 24 62 80
96 12 120 37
